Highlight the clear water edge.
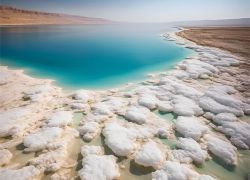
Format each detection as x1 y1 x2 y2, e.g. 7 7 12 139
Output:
0 24 192 91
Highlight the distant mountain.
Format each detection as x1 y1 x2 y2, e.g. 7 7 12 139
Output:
169 18 250 27
0 5 112 25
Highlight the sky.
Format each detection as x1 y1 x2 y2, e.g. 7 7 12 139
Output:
1 0 250 22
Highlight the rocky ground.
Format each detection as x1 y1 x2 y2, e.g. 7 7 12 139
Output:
0 28 249 180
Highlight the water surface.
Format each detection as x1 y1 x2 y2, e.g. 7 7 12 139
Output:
0 24 191 89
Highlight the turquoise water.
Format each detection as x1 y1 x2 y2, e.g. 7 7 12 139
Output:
0 24 191 89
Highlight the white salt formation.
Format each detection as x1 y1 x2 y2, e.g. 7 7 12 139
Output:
175 116 208 140
71 89 95 103
152 161 215 180
102 121 153 156
172 138 208 164
125 105 150 124
45 111 73 127
79 145 120 180
134 140 166 169
204 134 238 165
23 127 63 152
0 166 41 180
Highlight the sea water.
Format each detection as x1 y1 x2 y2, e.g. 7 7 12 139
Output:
0 24 192 89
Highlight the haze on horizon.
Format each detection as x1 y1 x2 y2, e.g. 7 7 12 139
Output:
1 0 250 23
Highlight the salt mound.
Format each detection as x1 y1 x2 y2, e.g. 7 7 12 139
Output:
102 121 153 156
81 145 103 157
199 85 244 116
134 140 166 169
125 106 150 124
0 107 31 137
0 166 41 180
28 128 78 172
71 89 95 103
217 121 250 149
46 111 73 127
212 113 237 124
157 101 173 113
23 127 63 152
152 161 215 180
204 134 238 165
79 121 100 141
173 138 208 164
79 154 120 180
138 94 158 110
23 84 54 102
175 116 208 140
172 95 203 116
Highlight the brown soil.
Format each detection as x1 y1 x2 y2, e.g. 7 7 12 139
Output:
176 27 250 58
0 5 111 25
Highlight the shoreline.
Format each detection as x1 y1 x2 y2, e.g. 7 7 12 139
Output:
0 27 249 179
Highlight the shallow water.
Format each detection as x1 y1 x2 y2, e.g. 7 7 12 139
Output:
0 24 192 89
155 112 250 180
195 150 250 180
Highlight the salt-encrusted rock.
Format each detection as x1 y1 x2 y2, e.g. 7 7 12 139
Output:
138 94 158 110
23 84 54 102
212 113 237 124
0 149 13 166
0 166 41 180
217 121 250 149
101 97 129 112
23 127 63 152
81 145 103 157
79 154 120 180
204 57 239 67
45 111 73 128
172 138 208 164
28 148 68 172
28 128 78 172
91 102 112 116
169 70 189 79
199 96 243 116
70 102 90 111
157 101 173 113
71 89 95 103
177 59 219 79
172 95 203 116
102 122 136 156
203 112 215 120
243 103 250 115
81 113 109 124
204 134 238 165
152 161 215 180
0 107 31 137
79 121 100 141
175 116 208 141
102 121 152 156
134 141 166 169
159 78 201 100
125 106 150 124
205 86 243 109
199 85 244 116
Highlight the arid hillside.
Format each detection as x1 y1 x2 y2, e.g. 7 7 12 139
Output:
0 6 111 25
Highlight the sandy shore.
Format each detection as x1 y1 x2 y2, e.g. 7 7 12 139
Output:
0 28 250 180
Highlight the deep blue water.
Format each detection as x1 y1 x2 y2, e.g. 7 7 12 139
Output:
0 24 192 89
